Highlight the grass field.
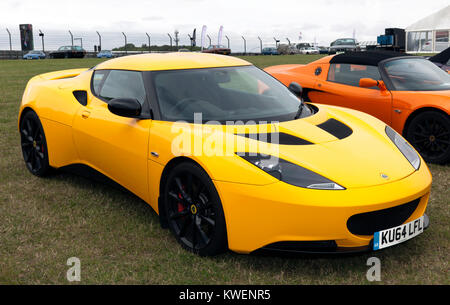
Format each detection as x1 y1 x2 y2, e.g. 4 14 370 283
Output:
0 55 448 284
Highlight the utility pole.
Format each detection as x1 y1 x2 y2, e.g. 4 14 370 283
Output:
146 32 151 53
69 30 73 46
174 30 179 49
188 34 193 50
273 37 280 47
122 32 127 54
96 31 102 51
39 30 45 52
241 36 246 55
167 33 173 49
6 28 12 51
258 36 263 53
286 38 290 45
225 35 230 49
206 35 211 47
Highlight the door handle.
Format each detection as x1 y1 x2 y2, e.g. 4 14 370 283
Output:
81 110 91 119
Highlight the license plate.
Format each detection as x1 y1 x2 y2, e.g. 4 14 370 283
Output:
373 216 424 250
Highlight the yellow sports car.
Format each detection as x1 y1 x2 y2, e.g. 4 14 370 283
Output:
18 53 431 256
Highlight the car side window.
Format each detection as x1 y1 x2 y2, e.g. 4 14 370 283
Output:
96 70 147 105
327 64 381 89
92 70 108 95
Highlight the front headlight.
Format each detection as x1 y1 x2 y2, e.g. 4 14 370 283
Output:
385 125 420 170
238 153 345 190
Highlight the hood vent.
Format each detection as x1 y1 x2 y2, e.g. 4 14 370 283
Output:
316 118 352 139
236 132 313 145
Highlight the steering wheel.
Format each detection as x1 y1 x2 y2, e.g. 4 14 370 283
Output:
170 98 205 115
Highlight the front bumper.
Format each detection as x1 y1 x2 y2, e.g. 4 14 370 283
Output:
214 164 431 254
252 213 430 255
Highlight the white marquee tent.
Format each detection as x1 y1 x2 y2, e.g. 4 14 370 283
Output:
405 5 450 53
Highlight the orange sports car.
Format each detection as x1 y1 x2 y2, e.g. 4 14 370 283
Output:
265 51 450 164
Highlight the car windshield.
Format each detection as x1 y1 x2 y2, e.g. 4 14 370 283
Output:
383 58 450 91
152 66 305 123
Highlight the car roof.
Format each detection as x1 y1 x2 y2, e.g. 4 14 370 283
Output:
329 51 411 66
95 52 251 71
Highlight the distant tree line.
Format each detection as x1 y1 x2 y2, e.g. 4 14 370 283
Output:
113 43 201 52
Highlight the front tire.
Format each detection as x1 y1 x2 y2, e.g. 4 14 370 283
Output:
20 110 51 176
163 162 228 256
405 111 450 164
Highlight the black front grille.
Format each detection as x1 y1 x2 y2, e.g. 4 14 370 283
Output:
347 198 421 236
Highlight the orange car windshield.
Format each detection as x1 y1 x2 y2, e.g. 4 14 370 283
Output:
384 58 450 91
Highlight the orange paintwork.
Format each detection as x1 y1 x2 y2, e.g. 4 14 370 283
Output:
265 56 450 136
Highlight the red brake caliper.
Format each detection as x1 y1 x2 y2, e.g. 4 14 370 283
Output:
177 193 184 212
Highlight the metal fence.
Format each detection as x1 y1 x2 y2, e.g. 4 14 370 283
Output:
0 27 299 56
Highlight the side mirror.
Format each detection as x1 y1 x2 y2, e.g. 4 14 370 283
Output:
108 98 142 118
359 78 378 88
288 82 303 98
359 78 387 91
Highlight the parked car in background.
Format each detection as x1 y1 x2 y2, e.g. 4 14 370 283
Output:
178 48 190 52
202 45 231 55
261 47 279 55
329 38 359 54
97 50 113 58
23 50 46 60
277 44 299 55
298 47 320 55
318 47 329 54
49 46 86 59
265 51 450 163
429 47 450 73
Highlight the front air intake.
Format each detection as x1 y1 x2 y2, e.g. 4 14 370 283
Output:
347 198 421 236
316 118 353 139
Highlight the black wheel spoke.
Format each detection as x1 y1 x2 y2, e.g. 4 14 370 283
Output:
179 217 191 237
175 177 190 202
199 215 215 227
191 216 197 248
169 209 189 220
24 150 32 162
26 119 32 135
168 191 180 201
196 222 209 245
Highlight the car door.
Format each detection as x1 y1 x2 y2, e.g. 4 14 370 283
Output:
72 69 152 202
310 63 393 125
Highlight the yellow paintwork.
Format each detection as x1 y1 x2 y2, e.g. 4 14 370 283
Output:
18 53 432 254
95 52 251 71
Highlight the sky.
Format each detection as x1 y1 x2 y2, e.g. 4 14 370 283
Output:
0 0 448 51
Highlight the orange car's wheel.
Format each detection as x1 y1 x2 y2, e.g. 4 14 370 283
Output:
163 162 227 256
406 111 450 164
20 110 51 176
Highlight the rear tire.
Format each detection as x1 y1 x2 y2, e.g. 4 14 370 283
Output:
405 111 450 164
162 162 228 256
20 110 51 176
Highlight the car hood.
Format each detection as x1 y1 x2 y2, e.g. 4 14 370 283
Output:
213 104 418 188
